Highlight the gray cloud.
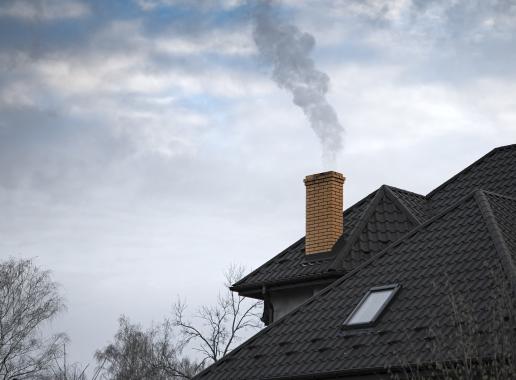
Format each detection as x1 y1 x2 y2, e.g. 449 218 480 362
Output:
0 104 137 207
0 0 89 22
281 0 516 86
135 0 244 11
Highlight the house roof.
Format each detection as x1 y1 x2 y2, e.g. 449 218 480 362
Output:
196 188 516 380
232 144 516 294
196 144 516 380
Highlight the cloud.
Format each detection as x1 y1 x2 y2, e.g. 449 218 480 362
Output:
15 18 261 98
0 0 90 21
0 104 134 195
154 27 256 57
2 0 513 199
0 12 270 198
135 0 245 11
326 61 516 150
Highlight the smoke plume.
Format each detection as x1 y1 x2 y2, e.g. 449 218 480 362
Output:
252 1 344 164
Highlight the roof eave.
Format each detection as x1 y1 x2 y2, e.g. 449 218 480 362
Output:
231 271 344 295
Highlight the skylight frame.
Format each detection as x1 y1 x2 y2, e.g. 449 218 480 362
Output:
343 284 401 329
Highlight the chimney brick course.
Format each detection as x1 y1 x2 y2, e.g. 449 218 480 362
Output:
304 171 345 254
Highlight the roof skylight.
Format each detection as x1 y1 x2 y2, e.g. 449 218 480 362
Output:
344 285 400 327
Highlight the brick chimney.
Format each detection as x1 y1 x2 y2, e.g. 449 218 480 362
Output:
304 171 345 255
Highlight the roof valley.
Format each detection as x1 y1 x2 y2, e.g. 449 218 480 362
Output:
330 187 385 271
475 191 516 297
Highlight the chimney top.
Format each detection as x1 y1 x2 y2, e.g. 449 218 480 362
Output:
304 171 345 184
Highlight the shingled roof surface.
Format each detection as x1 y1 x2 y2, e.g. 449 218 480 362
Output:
196 189 516 380
427 144 516 214
232 145 516 293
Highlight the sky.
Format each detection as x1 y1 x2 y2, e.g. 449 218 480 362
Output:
1 0 516 369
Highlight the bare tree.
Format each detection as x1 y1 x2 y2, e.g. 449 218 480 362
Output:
95 316 201 380
0 258 66 380
172 265 262 364
149 320 202 379
37 341 104 380
96 265 261 379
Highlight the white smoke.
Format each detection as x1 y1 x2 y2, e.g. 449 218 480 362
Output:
252 0 344 164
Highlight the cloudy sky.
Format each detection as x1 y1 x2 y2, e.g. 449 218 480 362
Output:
1 0 515 368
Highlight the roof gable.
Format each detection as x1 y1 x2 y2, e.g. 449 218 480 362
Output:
331 186 420 271
197 190 516 380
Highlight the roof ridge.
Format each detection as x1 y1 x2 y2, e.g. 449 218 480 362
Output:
481 189 516 202
475 190 516 296
426 144 516 199
383 185 422 225
202 190 483 377
384 185 427 199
